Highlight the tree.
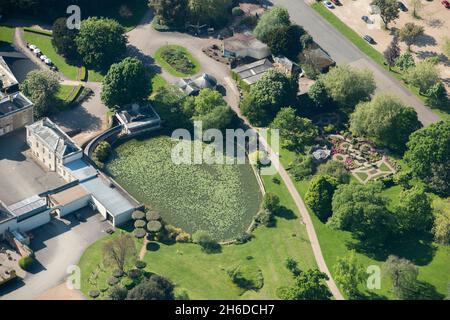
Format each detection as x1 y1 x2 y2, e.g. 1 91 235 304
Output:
384 255 419 299
395 52 416 70
404 121 450 195
151 84 188 129
317 161 350 184
278 269 332 300
270 107 318 151
399 22 424 51
428 163 450 197
262 193 280 212
285 257 301 277
187 0 232 27
409 0 423 19
182 88 233 131
241 69 296 126
349 93 422 153
52 17 78 59
253 6 291 43
93 141 112 163
289 155 315 181
149 0 188 28
426 81 448 108
432 198 450 245
334 251 366 299
328 182 392 244
305 175 338 222
76 17 127 70
265 24 303 59
383 36 400 70
371 0 400 29
20 70 60 118
127 274 174 300
192 230 220 253
101 57 150 109
109 286 128 300
319 65 376 108
102 233 137 272
308 80 332 108
395 186 433 234
404 59 440 94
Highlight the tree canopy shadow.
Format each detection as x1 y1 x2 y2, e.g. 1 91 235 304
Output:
415 33 437 47
275 206 297 220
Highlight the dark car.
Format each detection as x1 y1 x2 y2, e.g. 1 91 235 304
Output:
442 0 450 8
361 15 372 24
398 2 408 11
363 35 375 44
331 0 341 5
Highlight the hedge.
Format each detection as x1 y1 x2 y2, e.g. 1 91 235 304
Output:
23 27 53 36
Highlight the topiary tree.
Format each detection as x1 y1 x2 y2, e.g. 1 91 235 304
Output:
108 276 119 286
146 211 161 221
134 220 146 229
133 228 147 239
135 260 147 269
132 210 145 220
147 221 163 233
305 175 338 222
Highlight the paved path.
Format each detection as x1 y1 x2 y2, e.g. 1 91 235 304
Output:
127 10 344 300
271 0 440 126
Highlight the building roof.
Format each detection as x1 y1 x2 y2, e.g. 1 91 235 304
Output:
224 32 268 53
0 56 19 93
299 47 335 72
65 159 98 183
177 73 217 95
7 195 48 220
27 118 81 159
48 184 89 206
0 201 14 223
116 103 161 132
81 176 135 218
0 91 33 118
232 58 273 85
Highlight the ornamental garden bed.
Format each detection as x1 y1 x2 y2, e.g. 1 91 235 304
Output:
155 45 200 77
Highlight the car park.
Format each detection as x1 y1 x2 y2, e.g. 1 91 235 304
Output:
323 1 334 9
363 35 375 44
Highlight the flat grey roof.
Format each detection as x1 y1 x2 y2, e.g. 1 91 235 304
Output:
8 195 47 218
232 58 273 85
65 159 98 182
0 201 14 223
81 176 135 217
0 92 33 117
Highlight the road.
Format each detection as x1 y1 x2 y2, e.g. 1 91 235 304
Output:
271 0 440 126
127 10 344 300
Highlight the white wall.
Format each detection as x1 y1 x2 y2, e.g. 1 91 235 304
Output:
0 218 18 239
91 196 107 218
63 151 83 165
17 210 51 232
113 209 133 227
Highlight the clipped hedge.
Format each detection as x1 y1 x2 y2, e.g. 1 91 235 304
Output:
89 290 100 298
108 276 119 286
134 219 146 229
135 260 147 269
133 228 147 238
112 269 124 278
23 27 52 36
147 221 162 233
127 268 142 280
146 211 160 221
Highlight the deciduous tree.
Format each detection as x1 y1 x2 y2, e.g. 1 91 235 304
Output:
395 186 433 234
253 6 291 43
277 269 332 300
52 17 78 59
383 36 400 70
384 255 419 299
371 0 400 29
149 0 188 28
102 233 137 272
399 22 424 51
404 59 440 94
305 175 338 222
334 251 366 299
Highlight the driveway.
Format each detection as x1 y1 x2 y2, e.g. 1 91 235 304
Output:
0 209 110 300
271 0 440 126
0 129 66 205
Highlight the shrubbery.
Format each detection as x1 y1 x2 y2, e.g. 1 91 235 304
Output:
19 256 35 271
192 231 221 253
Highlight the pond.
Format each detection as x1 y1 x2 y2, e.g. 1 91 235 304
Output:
106 135 263 241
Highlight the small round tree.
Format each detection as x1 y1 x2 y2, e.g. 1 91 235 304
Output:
132 210 145 220
133 228 147 239
134 220 146 229
146 211 161 221
147 221 163 233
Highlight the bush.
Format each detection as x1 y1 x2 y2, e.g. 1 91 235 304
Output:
122 277 135 290
133 228 147 238
262 193 280 213
147 221 163 233
272 177 281 184
175 232 191 243
112 269 124 278
108 276 120 286
109 286 128 300
256 209 275 227
232 7 244 16
235 233 253 245
89 290 100 298
19 256 34 271
127 268 142 280
134 220 146 229
146 211 161 221
132 210 145 220
93 141 111 163
135 260 147 269
192 230 221 253
227 264 264 291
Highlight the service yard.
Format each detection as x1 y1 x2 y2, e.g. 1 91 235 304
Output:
325 0 450 92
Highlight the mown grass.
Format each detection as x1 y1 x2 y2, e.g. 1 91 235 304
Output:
78 173 317 299
311 3 450 121
154 45 200 77
55 85 77 102
23 31 80 80
150 73 167 94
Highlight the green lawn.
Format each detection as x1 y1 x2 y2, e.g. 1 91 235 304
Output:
55 85 77 102
106 136 263 241
0 26 15 48
150 73 167 94
78 172 317 299
155 45 200 77
23 31 80 80
87 70 105 82
311 3 450 121
274 140 450 299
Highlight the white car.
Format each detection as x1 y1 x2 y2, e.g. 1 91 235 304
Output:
44 58 52 65
40 55 48 61
33 48 41 55
29 44 37 50
323 1 334 8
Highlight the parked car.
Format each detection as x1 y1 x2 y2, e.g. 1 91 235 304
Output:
398 2 408 11
29 44 37 50
442 0 450 8
361 15 373 24
40 54 48 61
44 58 52 65
323 1 334 8
331 0 341 5
33 48 41 56
363 35 375 44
